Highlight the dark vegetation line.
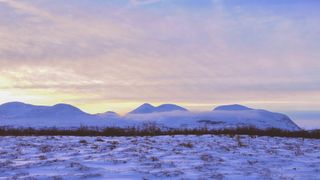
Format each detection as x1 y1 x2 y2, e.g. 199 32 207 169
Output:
0 125 319 139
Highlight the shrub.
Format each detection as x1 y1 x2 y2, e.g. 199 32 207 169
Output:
95 137 104 142
79 139 88 144
0 126 319 139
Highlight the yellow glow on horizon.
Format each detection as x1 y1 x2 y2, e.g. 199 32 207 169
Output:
0 0 319 116
1 73 320 114
77 102 145 115
0 76 14 88
2 87 320 114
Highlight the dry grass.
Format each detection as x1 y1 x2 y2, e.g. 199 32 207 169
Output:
0 126 319 139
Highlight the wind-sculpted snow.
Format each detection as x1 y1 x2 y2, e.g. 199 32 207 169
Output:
0 102 300 131
0 135 319 179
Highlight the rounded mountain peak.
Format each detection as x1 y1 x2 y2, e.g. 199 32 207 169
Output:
156 104 188 113
129 103 188 114
214 104 253 111
0 102 31 108
129 103 155 114
97 111 119 118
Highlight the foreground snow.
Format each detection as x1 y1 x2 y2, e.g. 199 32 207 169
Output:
0 135 319 179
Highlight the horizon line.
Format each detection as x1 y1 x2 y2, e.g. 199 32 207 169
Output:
0 101 317 115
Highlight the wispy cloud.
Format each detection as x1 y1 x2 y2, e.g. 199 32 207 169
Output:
0 0 319 113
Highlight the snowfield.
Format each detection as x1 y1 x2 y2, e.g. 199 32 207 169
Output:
0 135 319 179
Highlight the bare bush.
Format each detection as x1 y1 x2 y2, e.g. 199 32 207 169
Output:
95 137 104 142
0 126 319 139
79 140 88 144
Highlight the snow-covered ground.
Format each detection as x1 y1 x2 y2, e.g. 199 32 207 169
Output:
0 135 319 179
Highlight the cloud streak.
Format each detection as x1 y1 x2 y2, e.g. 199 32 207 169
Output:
0 0 319 113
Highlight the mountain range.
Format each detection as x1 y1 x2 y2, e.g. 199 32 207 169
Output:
129 103 188 114
0 102 301 131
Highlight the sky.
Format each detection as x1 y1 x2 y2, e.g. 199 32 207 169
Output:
0 0 320 114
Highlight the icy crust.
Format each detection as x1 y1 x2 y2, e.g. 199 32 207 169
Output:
0 135 319 179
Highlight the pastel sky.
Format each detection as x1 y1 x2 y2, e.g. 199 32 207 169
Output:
0 0 319 114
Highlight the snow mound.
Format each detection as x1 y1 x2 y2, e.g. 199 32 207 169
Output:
129 103 188 114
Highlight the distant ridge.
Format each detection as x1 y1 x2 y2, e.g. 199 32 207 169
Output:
0 102 90 119
0 102 300 131
214 104 253 111
23 103 90 118
0 102 43 118
97 111 119 118
129 103 188 114
129 103 155 114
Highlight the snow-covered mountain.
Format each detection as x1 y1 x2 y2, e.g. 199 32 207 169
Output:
210 105 300 130
0 102 301 131
214 104 253 111
0 102 91 119
125 104 300 131
0 102 42 118
129 103 188 114
96 111 119 118
22 104 92 118
0 102 106 128
129 103 155 114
